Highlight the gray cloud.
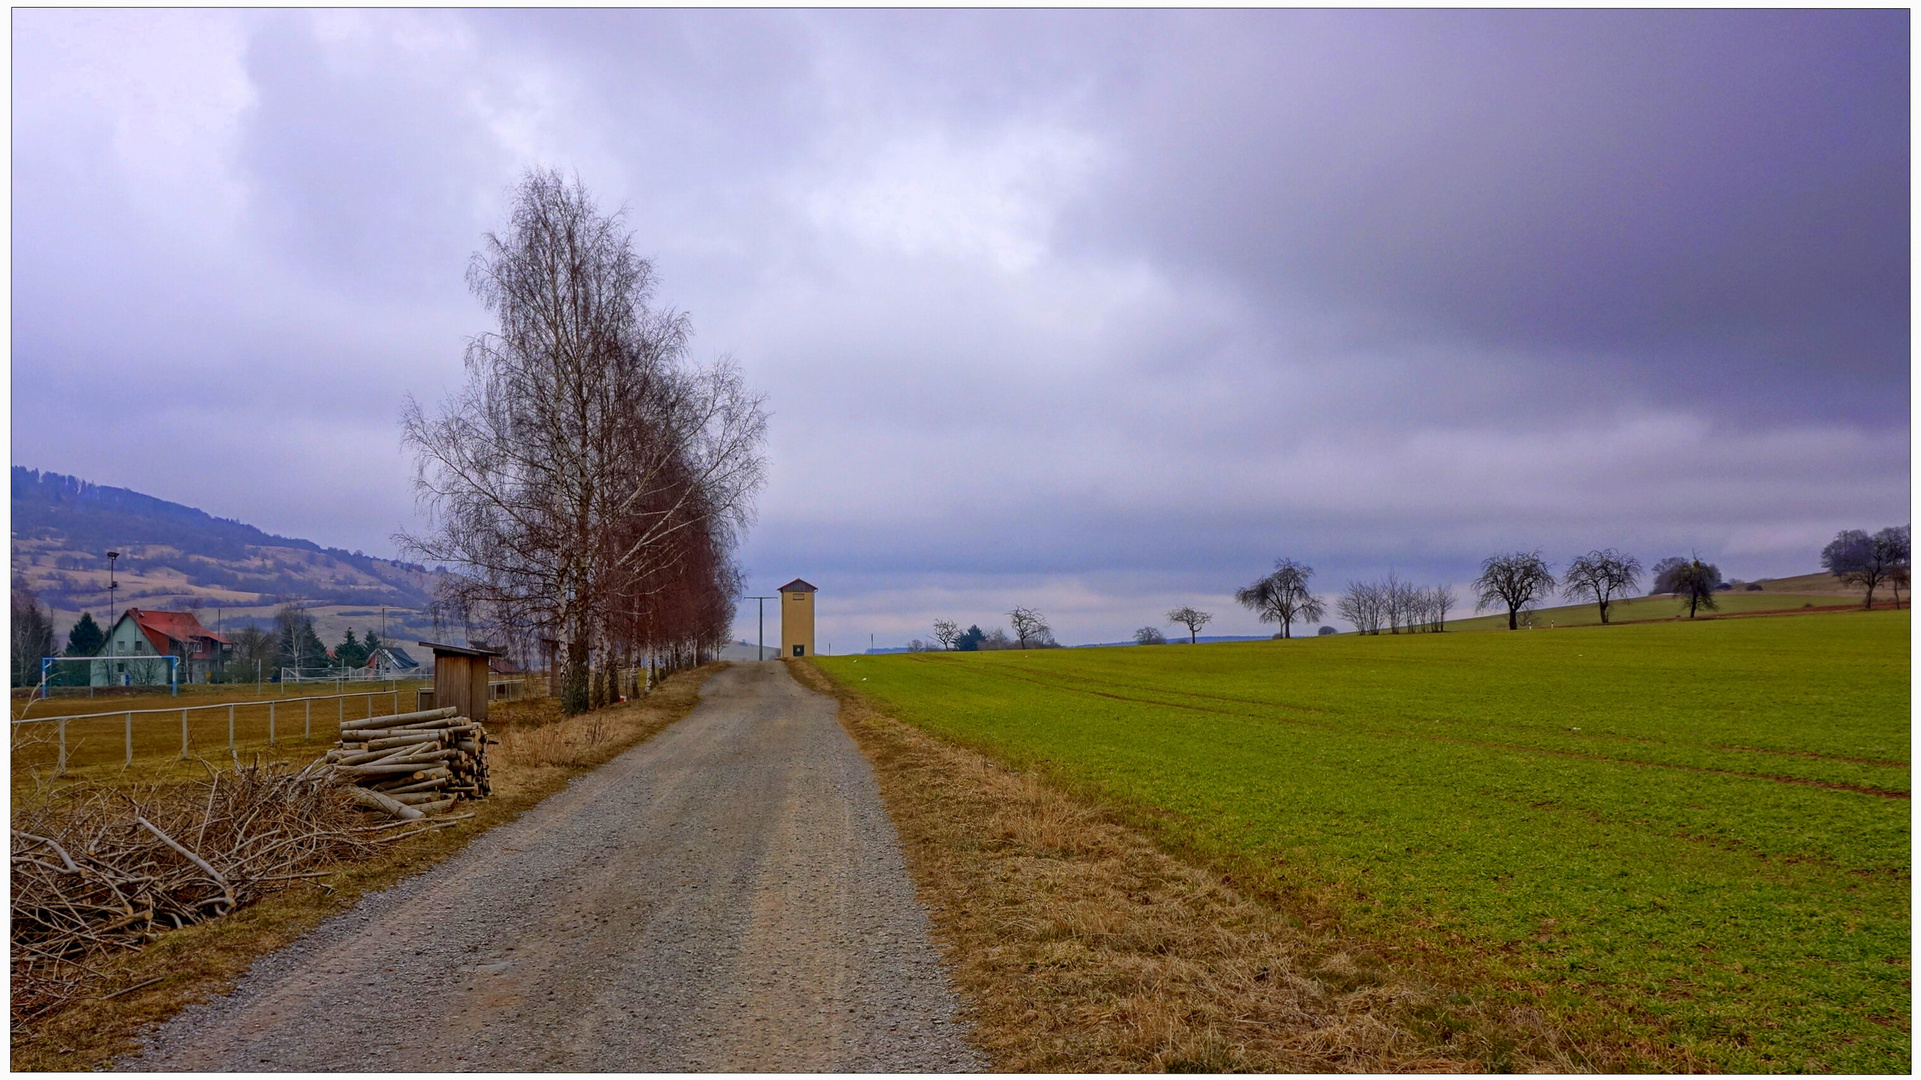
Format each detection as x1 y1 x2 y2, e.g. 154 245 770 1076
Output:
11 10 1908 647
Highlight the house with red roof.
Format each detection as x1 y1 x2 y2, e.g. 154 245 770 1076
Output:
99 608 233 683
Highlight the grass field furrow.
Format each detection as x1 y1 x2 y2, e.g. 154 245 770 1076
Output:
939 658 1911 802
821 611 1909 1071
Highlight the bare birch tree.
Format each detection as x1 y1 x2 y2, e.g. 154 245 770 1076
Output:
400 170 766 712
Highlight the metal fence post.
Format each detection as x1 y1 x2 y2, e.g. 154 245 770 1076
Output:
125 712 133 768
57 718 67 775
337 696 343 730
268 701 276 747
366 694 373 719
304 699 312 740
181 709 189 760
228 704 236 754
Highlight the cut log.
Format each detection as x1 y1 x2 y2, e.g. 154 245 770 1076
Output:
383 776 451 795
339 707 458 733
339 762 440 777
347 786 424 821
370 768 449 790
362 733 444 752
412 797 458 815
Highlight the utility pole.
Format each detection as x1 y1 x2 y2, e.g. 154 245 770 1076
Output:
744 596 775 661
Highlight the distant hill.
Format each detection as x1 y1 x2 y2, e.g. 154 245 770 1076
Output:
10 467 446 645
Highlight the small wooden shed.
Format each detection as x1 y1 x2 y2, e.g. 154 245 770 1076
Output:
416 640 503 725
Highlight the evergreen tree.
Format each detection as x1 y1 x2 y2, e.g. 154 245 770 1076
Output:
65 612 106 657
274 607 331 675
335 628 369 669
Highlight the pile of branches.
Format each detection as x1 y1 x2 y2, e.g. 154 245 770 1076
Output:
9 760 447 1023
324 707 492 817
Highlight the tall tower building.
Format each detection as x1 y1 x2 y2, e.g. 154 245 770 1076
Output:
779 579 817 657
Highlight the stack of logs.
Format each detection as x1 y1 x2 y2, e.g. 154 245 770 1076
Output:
325 706 492 820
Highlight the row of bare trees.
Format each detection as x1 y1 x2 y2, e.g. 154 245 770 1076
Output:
401 171 766 712
1337 573 1454 635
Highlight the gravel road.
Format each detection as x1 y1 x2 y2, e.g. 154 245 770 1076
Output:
126 662 984 1072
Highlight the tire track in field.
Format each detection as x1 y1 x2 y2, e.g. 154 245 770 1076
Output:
907 661 1909 800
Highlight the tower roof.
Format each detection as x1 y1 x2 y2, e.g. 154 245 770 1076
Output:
778 578 817 593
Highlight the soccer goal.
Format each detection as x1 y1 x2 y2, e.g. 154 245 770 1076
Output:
39 655 178 696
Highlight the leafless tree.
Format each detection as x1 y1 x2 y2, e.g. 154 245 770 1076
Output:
1007 607 1051 648
11 579 56 689
1134 626 1167 645
1822 526 1910 610
1234 558 1325 639
1474 552 1556 631
1337 577 1449 634
1166 605 1213 644
400 169 766 713
1337 580 1385 635
931 618 961 650
1654 553 1722 618
1562 549 1641 625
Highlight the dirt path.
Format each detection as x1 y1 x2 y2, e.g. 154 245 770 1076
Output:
125 663 983 1072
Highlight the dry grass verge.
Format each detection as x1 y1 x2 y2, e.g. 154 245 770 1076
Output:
9 665 719 1072
791 659 1581 1073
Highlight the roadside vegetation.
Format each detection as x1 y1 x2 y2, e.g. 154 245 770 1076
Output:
790 660 1560 1071
815 612 1909 1072
10 665 719 1072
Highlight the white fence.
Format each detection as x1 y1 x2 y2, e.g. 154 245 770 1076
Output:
13 677 537 775
12 685 420 774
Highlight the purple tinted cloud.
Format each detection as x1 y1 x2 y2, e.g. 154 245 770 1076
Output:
10 10 1908 646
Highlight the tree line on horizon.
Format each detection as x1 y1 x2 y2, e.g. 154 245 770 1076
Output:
887 523 1909 654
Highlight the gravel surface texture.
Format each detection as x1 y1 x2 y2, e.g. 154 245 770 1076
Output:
125 662 984 1072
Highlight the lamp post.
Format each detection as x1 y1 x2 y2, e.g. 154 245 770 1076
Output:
105 550 120 655
744 596 775 661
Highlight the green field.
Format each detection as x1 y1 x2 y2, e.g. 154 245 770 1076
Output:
818 611 1910 1071
1444 590 1861 632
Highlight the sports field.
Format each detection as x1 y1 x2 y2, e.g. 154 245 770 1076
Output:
817 611 1909 1071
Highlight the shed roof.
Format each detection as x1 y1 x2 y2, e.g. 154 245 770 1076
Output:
778 578 817 593
416 640 503 658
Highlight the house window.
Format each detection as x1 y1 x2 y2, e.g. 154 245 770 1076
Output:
793 644 805 657
792 592 806 601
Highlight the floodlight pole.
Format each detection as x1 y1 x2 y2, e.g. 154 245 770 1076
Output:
105 550 120 654
745 596 775 661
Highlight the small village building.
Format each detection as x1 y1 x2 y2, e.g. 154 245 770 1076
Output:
779 578 817 658
362 645 422 678
99 608 232 684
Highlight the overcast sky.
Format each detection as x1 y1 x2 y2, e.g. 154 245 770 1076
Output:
12 9 1910 647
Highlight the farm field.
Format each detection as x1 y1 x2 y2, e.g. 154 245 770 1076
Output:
817 611 1910 1071
1442 590 1860 632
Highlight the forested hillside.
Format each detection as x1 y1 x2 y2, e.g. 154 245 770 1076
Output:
11 467 441 642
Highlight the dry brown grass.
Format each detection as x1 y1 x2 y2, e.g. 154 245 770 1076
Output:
9 665 719 1072
791 659 1585 1073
